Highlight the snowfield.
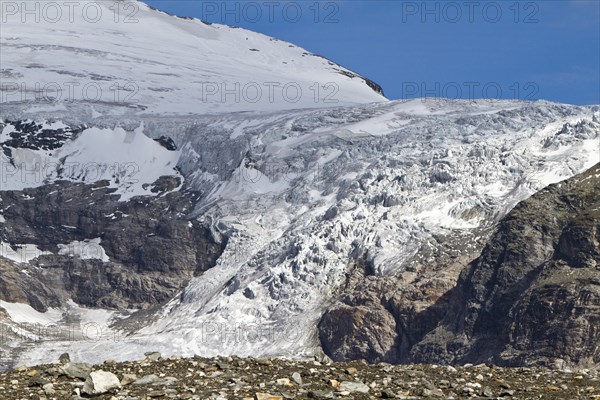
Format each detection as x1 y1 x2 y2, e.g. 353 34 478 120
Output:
0 122 183 199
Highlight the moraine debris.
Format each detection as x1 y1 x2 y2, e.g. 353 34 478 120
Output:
0 356 598 399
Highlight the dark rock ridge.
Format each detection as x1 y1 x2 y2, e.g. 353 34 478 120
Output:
1 120 85 153
0 178 224 312
0 119 226 313
320 163 600 369
333 68 385 97
154 135 178 151
305 53 385 96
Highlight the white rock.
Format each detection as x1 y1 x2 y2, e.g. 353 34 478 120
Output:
82 370 122 395
43 383 55 395
291 372 303 385
339 381 370 393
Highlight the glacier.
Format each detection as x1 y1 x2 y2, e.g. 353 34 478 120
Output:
1 99 598 366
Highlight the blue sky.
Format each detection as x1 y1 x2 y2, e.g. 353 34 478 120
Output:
143 1 600 105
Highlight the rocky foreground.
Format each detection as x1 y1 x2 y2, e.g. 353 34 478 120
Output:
1 354 599 400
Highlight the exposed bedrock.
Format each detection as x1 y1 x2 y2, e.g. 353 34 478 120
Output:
0 178 225 312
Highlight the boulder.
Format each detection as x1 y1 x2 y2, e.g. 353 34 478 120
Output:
82 370 122 395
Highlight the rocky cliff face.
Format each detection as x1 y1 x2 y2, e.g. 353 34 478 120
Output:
320 163 600 369
0 179 224 312
318 229 490 363
0 118 227 313
410 162 600 368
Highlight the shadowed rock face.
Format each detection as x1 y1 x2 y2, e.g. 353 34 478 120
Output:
411 163 600 368
320 163 600 369
319 304 399 363
0 179 225 312
318 230 488 364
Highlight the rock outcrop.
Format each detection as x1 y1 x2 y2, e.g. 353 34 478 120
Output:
410 162 600 368
82 370 121 395
320 163 600 369
318 229 489 363
0 179 224 312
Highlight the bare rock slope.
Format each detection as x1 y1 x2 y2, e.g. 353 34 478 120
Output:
410 162 600 368
320 162 600 368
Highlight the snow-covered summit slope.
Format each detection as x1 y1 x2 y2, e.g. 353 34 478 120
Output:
0 0 385 115
2 99 598 365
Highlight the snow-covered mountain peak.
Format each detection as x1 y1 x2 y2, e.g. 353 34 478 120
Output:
1 0 386 115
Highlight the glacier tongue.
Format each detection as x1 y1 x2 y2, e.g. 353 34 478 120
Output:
3 99 599 365
139 99 600 360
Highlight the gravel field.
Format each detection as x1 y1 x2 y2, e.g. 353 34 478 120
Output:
0 354 599 399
